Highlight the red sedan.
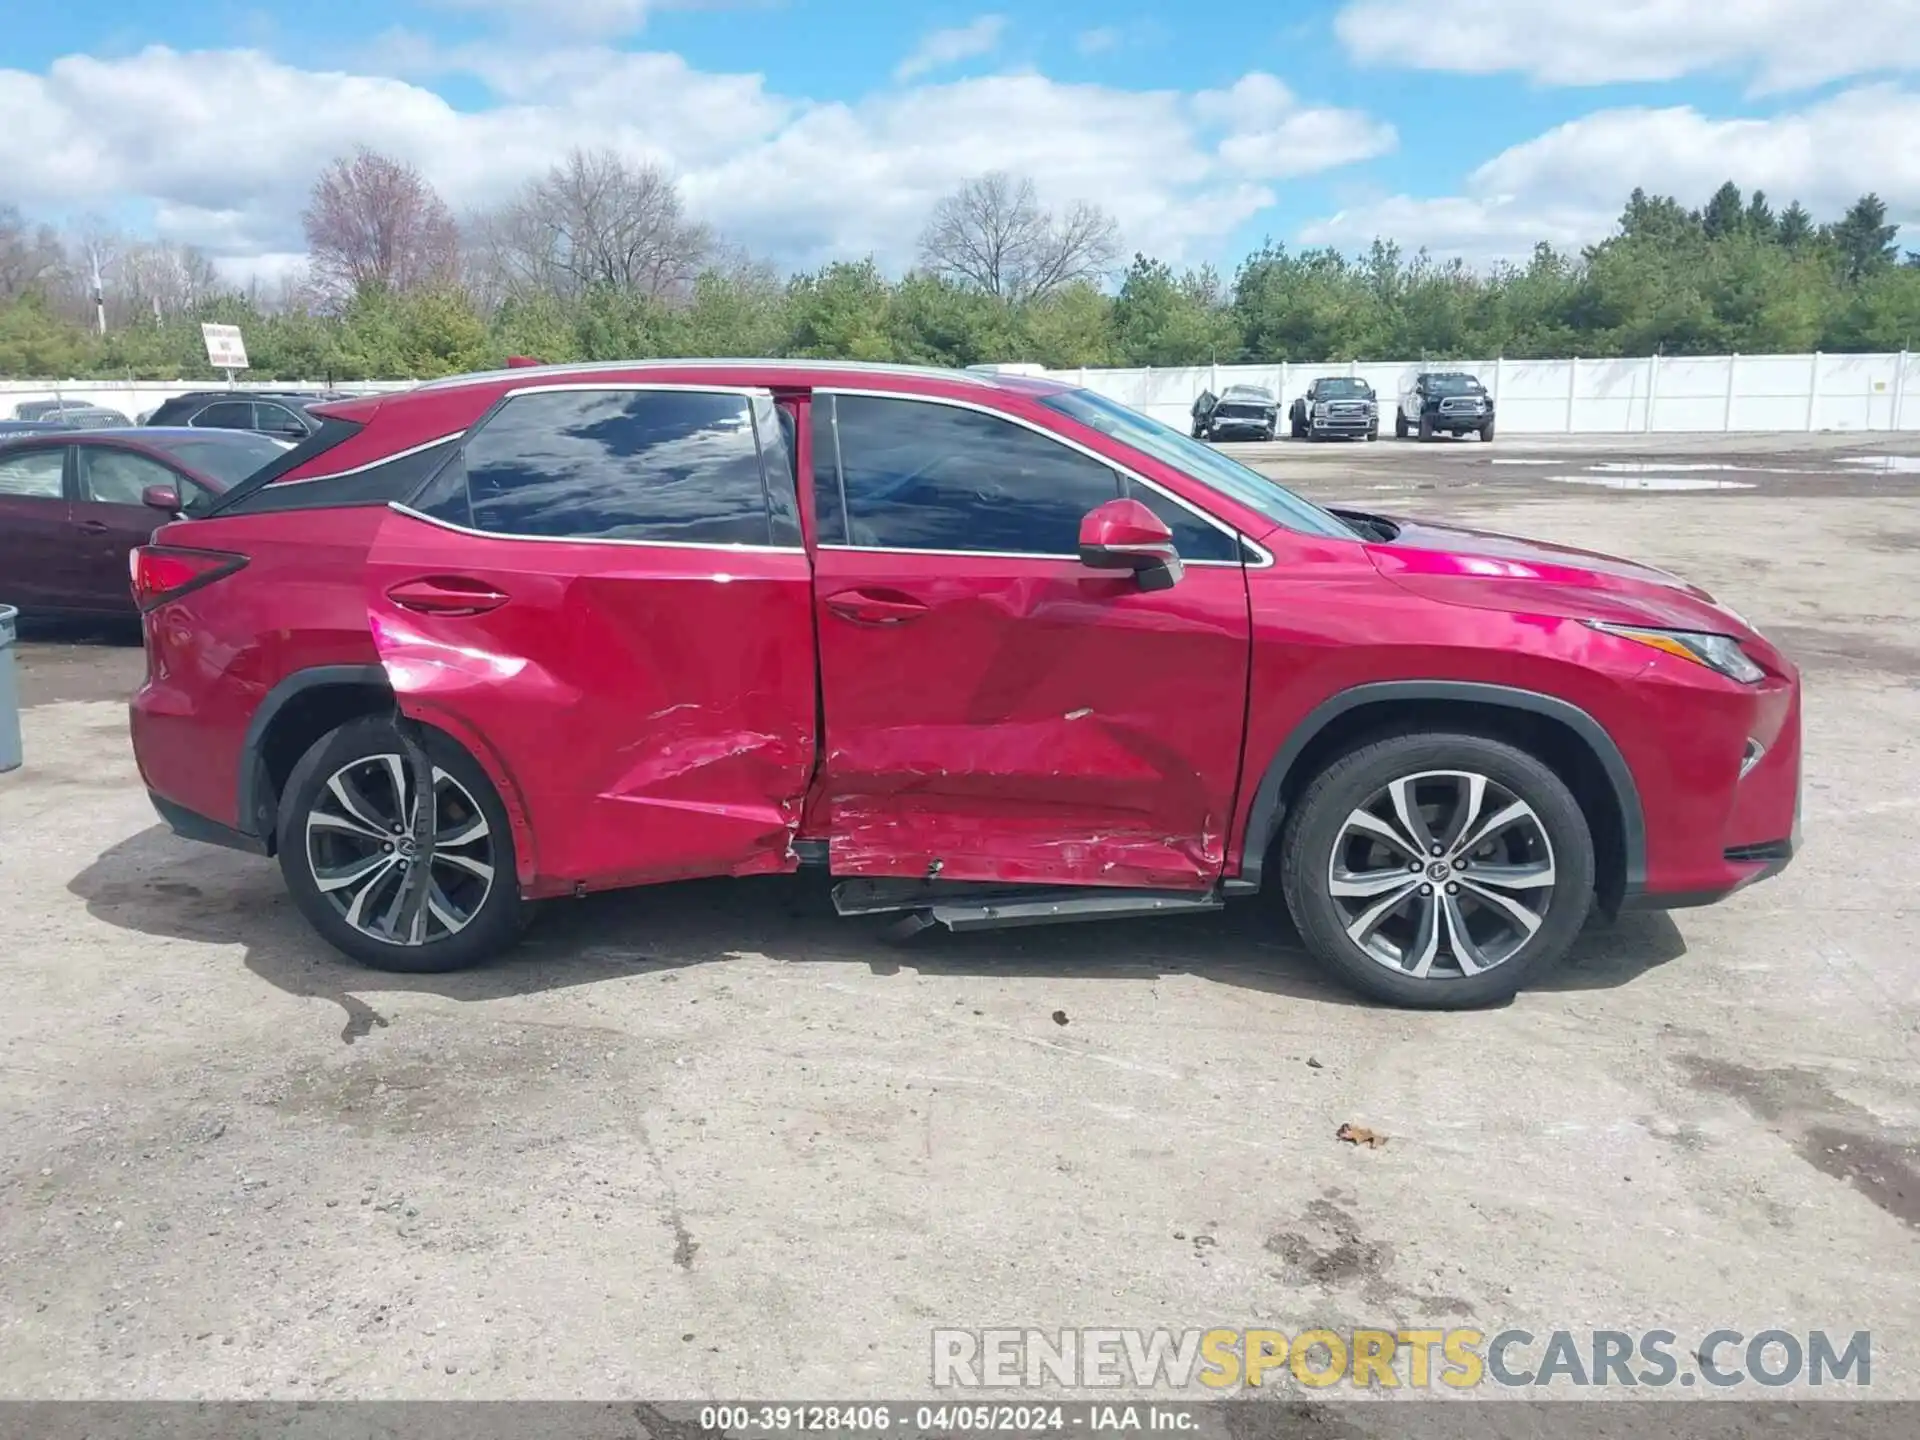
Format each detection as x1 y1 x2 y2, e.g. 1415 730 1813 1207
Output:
0 427 290 620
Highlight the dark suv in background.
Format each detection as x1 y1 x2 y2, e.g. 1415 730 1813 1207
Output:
1190 385 1278 441
143 390 353 442
1396 370 1495 442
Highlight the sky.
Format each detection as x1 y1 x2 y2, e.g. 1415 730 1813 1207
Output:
4 0 1920 287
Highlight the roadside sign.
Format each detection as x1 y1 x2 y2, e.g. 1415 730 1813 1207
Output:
201 323 249 371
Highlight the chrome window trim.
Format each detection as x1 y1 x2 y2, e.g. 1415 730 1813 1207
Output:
274 432 466 487
414 358 1007 394
387 501 809 557
813 386 1272 569
497 381 776 401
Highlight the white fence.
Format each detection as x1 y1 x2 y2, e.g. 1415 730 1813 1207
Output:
6 351 1920 435
1008 352 1920 435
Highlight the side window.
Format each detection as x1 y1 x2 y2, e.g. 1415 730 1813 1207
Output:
77 448 179 505
1115 476 1240 564
252 402 309 436
0 449 65 498
823 394 1122 555
435 388 782 546
193 401 254 430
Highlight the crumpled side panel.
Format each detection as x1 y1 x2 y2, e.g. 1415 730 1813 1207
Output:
812 554 1252 892
366 513 816 896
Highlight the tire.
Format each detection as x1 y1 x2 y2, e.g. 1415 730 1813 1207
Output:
1278 732 1596 1009
1418 414 1435 442
1262 425 1277 442
277 714 523 973
1366 423 1379 442
1291 415 1307 440
1480 420 1496 442
1394 411 1409 440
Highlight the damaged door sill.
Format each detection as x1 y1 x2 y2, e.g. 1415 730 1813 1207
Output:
832 877 1224 935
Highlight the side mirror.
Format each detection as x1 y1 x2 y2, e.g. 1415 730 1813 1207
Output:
142 483 182 513
1077 498 1183 592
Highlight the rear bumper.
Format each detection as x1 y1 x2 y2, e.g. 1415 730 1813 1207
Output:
148 789 268 856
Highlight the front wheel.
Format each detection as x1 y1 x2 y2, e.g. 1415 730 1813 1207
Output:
1366 423 1379 442
1278 732 1596 1008
277 714 523 973
1418 414 1435 442
1480 420 1496 442
1394 411 1409 440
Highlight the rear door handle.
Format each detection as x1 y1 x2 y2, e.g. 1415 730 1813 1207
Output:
386 576 510 616
824 588 929 625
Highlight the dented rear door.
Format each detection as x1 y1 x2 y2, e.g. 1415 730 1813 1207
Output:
364 384 816 896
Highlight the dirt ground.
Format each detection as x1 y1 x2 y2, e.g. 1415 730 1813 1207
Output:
2 430 1917 1404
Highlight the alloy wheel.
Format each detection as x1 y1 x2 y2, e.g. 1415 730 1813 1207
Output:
1326 769 1556 979
304 753 498 946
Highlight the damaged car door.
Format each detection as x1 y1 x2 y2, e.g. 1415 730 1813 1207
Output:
809 390 1253 890
366 383 818 894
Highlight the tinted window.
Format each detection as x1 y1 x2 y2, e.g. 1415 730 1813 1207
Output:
1115 476 1239 564
145 434 288 486
822 394 1121 555
753 394 801 547
252 402 310 435
1038 388 1358 541
193 401 255 430
445 388 780 546
77 448 178 505
0 449 64 497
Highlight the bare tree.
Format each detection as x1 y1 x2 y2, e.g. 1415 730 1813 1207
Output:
917 172 1120 303
302 148 460 303
468 148 712 304
0 205 66 300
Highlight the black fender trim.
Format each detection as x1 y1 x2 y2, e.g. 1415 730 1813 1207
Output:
149 790 270 856
1229 680 1648 895
235 664 392 838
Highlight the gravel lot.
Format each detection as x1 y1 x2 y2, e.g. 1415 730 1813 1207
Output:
2 431 1917 1404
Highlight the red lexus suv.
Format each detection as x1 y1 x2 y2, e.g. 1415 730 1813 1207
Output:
127 361 1800 1007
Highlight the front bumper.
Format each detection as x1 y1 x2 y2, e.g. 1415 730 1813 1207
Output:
1209 418 1275 437
1311 412 1375 434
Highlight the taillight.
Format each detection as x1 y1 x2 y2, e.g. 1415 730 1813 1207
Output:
130 545 248 612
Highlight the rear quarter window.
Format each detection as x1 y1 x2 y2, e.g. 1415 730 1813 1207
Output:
416 387 788 547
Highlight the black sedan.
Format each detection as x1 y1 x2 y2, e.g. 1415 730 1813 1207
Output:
1190 385 1279 441
0 427 289 620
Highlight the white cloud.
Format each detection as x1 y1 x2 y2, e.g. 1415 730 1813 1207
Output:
427 0 744 39
1076 27 1122 56
1300 85 1920 260
1194 74 1396 179
1335 0 1920 95
0 45 1393 272
894 16 1008 83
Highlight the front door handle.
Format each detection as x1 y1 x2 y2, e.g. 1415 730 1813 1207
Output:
386 576 510 616
825 588 929 625
77 520 111 535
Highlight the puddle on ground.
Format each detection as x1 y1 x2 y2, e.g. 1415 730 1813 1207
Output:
1837 455 1920 472
1591 462 1755 473
1549 475 1756 491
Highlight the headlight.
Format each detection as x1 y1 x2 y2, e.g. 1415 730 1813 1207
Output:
1588 621 1765 683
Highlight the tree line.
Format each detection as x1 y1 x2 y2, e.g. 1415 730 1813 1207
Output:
2 152 1915 384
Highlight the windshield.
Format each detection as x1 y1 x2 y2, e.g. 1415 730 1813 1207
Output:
1315 378 1372 398
146 434 291 486
1424 374 1484 395
1039 388 1358 541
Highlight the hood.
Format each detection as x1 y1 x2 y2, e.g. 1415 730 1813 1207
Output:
1343 509 1755 636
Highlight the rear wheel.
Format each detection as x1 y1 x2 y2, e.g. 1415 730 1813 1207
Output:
1278 732 1595 1008
277 715 523 973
